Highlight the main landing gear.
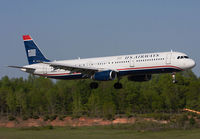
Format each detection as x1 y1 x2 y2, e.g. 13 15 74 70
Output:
114 82 123 89
90 82 99 89
90 82 123 89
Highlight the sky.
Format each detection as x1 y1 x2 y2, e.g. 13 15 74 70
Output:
0 0 199 78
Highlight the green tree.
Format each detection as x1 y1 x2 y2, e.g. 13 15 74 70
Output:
87 90 101 117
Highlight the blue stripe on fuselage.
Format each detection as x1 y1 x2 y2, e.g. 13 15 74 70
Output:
118 67 181 76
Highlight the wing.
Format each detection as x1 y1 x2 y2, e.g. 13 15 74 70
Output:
44 62 101 76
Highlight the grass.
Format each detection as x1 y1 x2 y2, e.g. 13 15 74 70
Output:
0 126 200 139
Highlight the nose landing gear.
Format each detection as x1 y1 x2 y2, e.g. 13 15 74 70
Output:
172 73 177 83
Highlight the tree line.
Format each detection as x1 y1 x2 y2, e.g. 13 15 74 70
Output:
0 70 199 119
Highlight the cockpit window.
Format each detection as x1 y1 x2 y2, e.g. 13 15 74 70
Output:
177 56 189 59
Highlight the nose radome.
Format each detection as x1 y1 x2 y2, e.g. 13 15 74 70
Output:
189 59 196 69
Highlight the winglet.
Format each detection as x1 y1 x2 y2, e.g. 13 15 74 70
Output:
23 35 32 41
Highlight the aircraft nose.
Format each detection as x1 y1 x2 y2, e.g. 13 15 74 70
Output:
189 59 196 69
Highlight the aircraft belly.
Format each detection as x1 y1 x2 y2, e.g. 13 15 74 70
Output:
47 73 85 80
118 66 181 76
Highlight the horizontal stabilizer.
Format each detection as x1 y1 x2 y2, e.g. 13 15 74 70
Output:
8 66 34 70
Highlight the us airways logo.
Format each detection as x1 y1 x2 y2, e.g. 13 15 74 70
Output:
125 54 160 59
28 49 36 57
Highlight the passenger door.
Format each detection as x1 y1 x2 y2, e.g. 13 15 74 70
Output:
166 53 172 64
130 58 135 67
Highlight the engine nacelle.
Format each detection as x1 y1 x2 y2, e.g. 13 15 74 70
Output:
93 70 116 81
128 74 152 82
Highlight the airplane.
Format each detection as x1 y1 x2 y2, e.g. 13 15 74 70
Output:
9 35 196 89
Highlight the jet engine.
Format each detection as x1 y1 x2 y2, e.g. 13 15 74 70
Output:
93 70 116 81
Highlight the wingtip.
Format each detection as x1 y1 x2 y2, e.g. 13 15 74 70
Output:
23 35 32 41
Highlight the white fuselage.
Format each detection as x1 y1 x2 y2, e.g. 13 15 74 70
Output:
23 51 196 80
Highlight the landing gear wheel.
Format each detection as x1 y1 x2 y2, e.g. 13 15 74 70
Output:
114 82 123 89
90 82 98 89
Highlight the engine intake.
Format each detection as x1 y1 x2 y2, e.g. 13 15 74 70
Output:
93 70 116 81
128 74 152 82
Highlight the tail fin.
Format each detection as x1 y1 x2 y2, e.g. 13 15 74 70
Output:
23 35 50 65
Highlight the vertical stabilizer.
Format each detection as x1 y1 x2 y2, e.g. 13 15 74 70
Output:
23 35 50 65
